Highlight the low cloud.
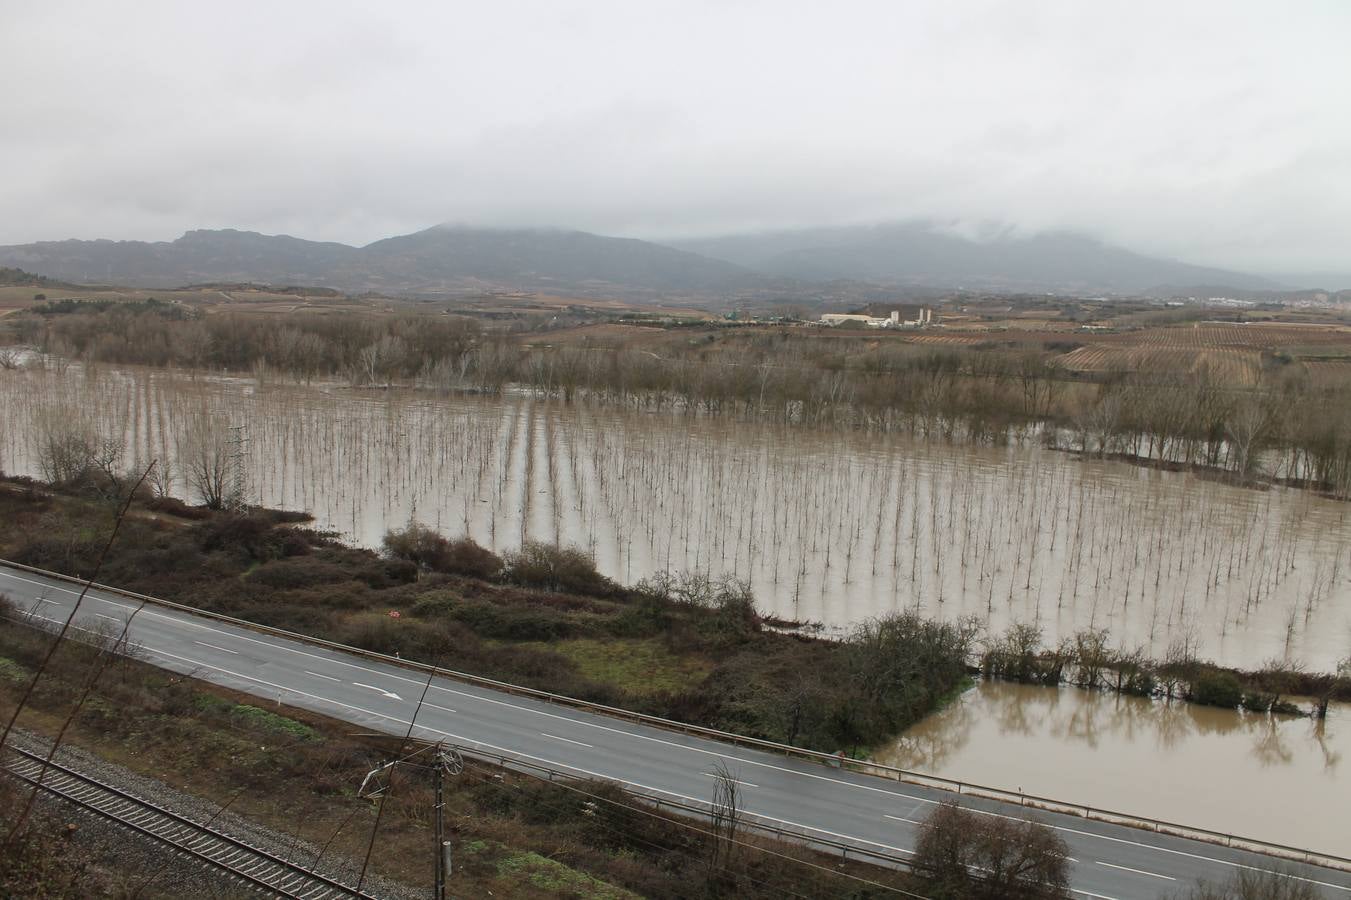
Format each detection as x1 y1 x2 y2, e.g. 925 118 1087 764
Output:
2 0 1348 279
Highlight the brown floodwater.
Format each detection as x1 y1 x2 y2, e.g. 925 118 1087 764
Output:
2 365 1349 669
877 681 1350 858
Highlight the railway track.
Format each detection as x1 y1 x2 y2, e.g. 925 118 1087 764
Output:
3 745 382 899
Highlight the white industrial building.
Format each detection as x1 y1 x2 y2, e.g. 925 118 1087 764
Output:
820 309 933 329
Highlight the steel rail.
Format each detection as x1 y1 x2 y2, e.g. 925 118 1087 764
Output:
2 745 381 899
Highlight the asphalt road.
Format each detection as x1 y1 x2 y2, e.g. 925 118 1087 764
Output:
2 563 1348 900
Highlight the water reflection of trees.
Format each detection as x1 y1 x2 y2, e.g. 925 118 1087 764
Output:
3 365 1348 671
1311 718 1343 773
1250 718 1294 767
993 682 1051 738
884 693 979 772
1151 699 1196 750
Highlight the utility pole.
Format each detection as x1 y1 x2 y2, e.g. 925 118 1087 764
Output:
226 423 248 512
434 755 445 900
360 741 463 900
434 746 464 900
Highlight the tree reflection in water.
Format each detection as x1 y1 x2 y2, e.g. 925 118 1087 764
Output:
876 680 1350 857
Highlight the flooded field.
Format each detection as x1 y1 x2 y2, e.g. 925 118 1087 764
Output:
879 680 1350 859
2 364 1349 669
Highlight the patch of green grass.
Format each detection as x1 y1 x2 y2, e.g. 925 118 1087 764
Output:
0 655 30 684
229 704 321 742
192 693 232 714
933 675 975 713
495 849 639 899
519 638 710 695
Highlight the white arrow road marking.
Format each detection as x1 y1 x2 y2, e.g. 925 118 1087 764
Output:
5 570 1350 896
353 682 403 700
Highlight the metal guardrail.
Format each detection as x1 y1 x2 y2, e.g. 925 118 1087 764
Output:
444 740 914 870
3 558 1349 873
3 744 379 899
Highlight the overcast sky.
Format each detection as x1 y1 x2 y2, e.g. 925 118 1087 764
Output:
3 0 1348 280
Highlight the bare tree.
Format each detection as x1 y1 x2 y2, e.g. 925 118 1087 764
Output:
34 409 99 485
1175 866 1320 900
1310 655 1351 720
707 761 741 883
1225 393 1279 478
179 413 243 510
913 800 1070 899
144 456 175 499
355 334 407 385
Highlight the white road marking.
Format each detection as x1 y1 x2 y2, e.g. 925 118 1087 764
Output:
884 813 924 824
1097 861 1175 881
193 640 238 655
541 732 593 748
13 611 106 637
304 671 340 682
4 568 1350 893
94 613 122 621
421 701 457 715
1074 891 1121 900
36 598 59 605
353 682 403 700
960 803 1351 892
703 772 758 789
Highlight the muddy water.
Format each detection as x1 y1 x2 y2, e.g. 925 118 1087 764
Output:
878 681 1350 858
2 365 1349 669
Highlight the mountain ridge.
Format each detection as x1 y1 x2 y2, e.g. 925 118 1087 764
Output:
0 222 1286 298
672 223 1281 294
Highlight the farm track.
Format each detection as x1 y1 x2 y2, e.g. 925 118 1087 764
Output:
3 745 381 900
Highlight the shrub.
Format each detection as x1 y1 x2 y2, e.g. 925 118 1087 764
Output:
1241 691 1275 713
442 537 504 579
502 541 614 596
447 598 576 641
142 495 212 519
197 513 282 560
1191 671 1244 709
1178 867 1320 899
913 801 1070 899
246 557 356 589
411 592 459 618
981 623 1046 683
382 522 503 578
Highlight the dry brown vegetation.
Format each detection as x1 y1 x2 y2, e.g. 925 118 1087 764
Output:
0 477 975 755
911 801 1070 900
0 598 925 899
11 297 1351 498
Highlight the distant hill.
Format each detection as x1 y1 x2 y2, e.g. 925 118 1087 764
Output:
0 266 76 289
0 220 1291 298
358 226 752 294
0 226 755 298
673 223 1280 295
